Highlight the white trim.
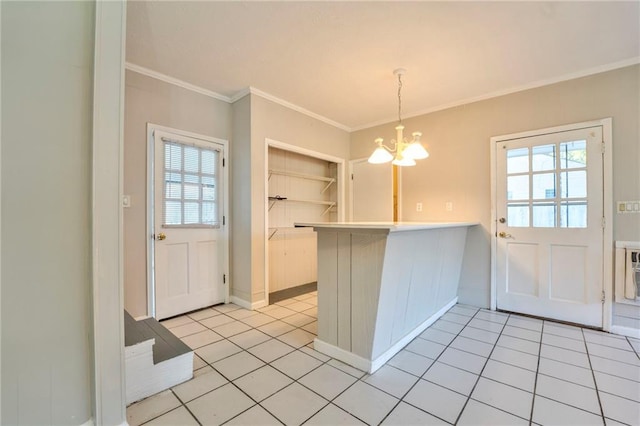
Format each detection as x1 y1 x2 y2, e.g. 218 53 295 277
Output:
610 325 640 339
264 138 346 306
125 62 231 102
230 296 268 311
146 124 231 317
92 1 127 424
314 297 457 373
125 64 351 132
601 118 613 332
246 87 351 132
352 58 640 132
80 418 95 426
489 118 614 330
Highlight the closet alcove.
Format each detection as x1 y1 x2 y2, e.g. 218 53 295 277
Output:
267 146 339 302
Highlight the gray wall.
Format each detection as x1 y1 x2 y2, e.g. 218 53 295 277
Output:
123 69 232 317
351 65 640 328
1 2 95 424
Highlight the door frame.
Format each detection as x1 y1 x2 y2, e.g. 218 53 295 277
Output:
147 123 230 318
264 138 345 305
490 118 613 331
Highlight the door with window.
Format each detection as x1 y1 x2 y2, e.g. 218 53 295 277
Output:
153 130 226 320
496 126 603 327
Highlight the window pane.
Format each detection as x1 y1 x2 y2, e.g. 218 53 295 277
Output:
202 176 215 186
164 201 181 225
507 147 529 174
184 184 199 200
561 201 587 228
202 202 217 225
165 143 182 170
166 172 182 183
508 175 529 200
184 202 199 224
184 146 200 173
165 182 181 199
532 144 555 171
508 204 529 227
533 202 556 228
532 173 555 199
201 150 216 175
202 185 216 201
184 173 199 184
560 140 586 169
560 170 586 198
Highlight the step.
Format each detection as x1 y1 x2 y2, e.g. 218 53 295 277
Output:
124 311 193 404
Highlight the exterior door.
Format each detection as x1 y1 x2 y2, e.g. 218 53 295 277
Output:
351 159 393 221
153 130 226 320
496 126 604 327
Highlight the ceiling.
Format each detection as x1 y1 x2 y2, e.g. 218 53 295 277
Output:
126 1 640 131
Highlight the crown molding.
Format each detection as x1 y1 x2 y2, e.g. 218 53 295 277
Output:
350 57 640 132
245 87 351 132
125 63 351 132
125 62 232 102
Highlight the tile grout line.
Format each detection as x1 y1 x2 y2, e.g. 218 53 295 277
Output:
581 327 608 424
526 320 545 426
377 307 480 426
452 310 516 425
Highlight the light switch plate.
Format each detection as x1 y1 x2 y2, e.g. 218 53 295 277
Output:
617 200 640 213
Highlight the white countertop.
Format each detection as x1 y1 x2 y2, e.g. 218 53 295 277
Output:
294 221 479 232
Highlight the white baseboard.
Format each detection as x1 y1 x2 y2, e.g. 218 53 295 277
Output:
370 297 458 372
610 325 640 339
134 315 151 321
230 296 268 310
314 297 458 374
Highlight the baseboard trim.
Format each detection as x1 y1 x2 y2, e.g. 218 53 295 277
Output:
314 297 458 373
610 325 640 339
229 296 268 311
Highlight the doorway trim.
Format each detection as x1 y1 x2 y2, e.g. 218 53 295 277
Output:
146 123 230 318
264 138 345 306
489 118 613 331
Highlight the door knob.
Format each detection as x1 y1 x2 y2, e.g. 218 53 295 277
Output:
156 233 166 241
499 217 506 223
498 231 512 238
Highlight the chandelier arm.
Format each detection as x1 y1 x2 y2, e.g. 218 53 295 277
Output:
379 140 398 152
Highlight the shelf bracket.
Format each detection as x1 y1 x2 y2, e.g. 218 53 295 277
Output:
320 178 335 194
321 202 336 216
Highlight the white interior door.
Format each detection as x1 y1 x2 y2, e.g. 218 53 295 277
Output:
351 160 393 221
496 126 604 327
153 130 226 320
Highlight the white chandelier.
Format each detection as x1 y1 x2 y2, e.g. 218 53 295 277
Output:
368 68 429 166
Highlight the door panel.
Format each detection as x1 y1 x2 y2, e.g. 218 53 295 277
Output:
153 130 225 320
496 126 603 327
351 160 393 221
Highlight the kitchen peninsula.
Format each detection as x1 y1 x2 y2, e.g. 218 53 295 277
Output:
295 222 477 373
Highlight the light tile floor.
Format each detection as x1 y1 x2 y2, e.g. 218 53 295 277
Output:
127 293 640 425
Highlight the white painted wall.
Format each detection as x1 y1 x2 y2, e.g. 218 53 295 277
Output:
351 65 640 330
123 69 232 317
1 2 95 423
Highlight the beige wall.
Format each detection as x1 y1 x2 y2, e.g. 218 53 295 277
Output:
123 70 232 317
351 65 640 323
2 2 95 423
242 94 351 304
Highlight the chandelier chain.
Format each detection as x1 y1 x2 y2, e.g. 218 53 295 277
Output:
397 72 403 124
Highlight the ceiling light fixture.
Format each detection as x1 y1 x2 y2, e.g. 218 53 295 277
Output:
368 68 429 166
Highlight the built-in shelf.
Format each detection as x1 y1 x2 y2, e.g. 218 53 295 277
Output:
268 196 336 216
269 169 335 194
268 226 314 240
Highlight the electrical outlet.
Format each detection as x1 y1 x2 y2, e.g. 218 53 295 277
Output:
416 202 423 212
446 202 453 212
123 195 131 208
